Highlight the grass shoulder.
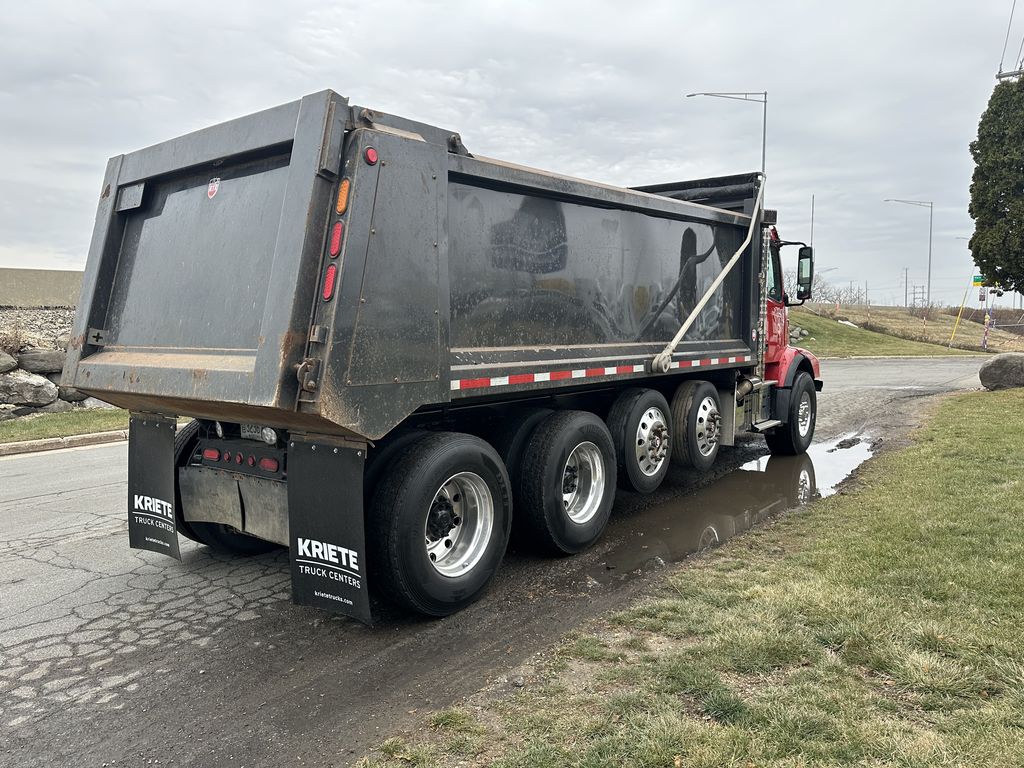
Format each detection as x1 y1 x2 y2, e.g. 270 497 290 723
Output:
0 408 129 443
791 309 980 358
359 388 1024 767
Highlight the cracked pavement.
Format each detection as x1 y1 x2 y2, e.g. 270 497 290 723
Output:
0 357 982 767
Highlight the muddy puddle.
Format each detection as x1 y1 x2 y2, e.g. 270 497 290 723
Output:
592 434 874 583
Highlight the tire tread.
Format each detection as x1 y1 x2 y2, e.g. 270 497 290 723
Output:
367 432 510 615
518 410 615 555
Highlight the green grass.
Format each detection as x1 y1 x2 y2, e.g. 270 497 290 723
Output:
359 389 1024 767
0 408 129 442
820 304 1024 355
791 309 979 358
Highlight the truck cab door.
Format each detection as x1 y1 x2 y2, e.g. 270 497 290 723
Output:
765 242 787 364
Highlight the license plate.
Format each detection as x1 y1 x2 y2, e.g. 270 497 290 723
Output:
240 423 263 441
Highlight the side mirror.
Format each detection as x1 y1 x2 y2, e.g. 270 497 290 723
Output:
796 246 814 300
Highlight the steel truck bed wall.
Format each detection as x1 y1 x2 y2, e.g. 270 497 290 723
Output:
65 90 762 441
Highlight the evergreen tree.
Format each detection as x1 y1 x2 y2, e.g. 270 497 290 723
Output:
969 77 1024 293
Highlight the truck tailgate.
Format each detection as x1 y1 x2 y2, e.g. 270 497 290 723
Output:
65 91 349 415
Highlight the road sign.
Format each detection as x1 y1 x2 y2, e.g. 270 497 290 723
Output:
973 275 985 286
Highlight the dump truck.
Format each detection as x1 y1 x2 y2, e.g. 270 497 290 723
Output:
64 90 821 623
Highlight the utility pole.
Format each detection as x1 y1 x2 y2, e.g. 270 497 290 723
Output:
865 281 869 307
885 199 934 306
903 267 909 308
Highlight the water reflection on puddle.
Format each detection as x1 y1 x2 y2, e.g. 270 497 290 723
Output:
594 434 874 583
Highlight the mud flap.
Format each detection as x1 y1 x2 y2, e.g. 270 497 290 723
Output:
287 435 372 624
127 414 180 560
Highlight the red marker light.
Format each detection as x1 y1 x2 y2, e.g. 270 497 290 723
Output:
235 452 243 464
258 457 279 472
202 448 220 461
322 263 337 301
247 455 256 467
364 147 378 165
329 221 344 256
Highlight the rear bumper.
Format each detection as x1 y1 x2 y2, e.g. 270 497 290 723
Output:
179 466 289 546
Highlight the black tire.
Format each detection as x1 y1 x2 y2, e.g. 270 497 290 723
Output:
766 371 816 456
174 420 280 556
367 432 512 616
364 428 430 501
188 519 281 555
606 388 672 493
490 407 553 486
518 410 617 555
173 420 202 544
670 380 721 472
489 407 552 546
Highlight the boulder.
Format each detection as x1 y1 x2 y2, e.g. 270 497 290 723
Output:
979 352 1024 391
17 348 66 375
0 404 17 422
12 400 74 416
0 369 59 406
58 385 90 403
46 372 61 385
80 396 118 410
0 350 16 373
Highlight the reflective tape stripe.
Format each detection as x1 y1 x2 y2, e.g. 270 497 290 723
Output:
449 354 753 392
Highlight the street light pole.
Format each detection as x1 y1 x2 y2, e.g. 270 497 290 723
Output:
686 91 768 175
885 198 934 306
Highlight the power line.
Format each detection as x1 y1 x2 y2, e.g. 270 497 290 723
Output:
1000 0 1018 73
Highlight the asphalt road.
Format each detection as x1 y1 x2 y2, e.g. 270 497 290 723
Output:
0 356 982 767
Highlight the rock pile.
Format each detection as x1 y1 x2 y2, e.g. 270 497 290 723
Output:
0 343 109 422
0 308 76 350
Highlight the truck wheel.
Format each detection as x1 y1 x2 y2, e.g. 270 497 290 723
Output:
671 381 721 472
173 420 203 544
766 372 816 456
189 519 281 555
364 428 430 502
175 420 279 556
490 407 553 546
367 432 511 616
518 411 617 555
606 388 672 493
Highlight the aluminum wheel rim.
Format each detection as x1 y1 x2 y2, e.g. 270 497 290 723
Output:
634 406 670 477
562 441 605 524
797 392 813 437
424 472 494 578
695 396 720 457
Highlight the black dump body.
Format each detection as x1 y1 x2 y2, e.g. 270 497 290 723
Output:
65 90 763 441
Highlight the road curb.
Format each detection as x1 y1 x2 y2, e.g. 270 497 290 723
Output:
0 430 129 457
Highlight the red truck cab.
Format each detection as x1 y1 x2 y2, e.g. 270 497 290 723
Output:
762 225 823 453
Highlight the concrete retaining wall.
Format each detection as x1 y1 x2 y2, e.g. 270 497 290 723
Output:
0 268 83 308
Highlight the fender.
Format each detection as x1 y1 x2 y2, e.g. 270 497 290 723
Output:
767 347 823 424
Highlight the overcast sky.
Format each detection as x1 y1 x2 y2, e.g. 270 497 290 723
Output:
1 0 1019 308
